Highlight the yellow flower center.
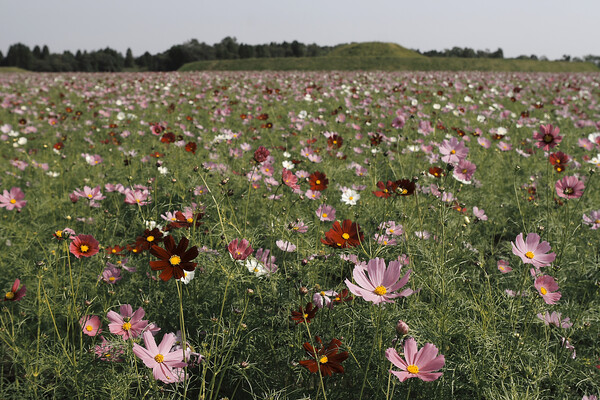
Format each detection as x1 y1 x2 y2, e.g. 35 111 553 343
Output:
147 235 155 242
5 291 15 300
80 245 89 253
154 354 164 363
187 218 194 223
170 255 181 265
595 219 600 224
525 251 534 259
374 286 387 295
543 134 553 143
349 196 354 201
109 277 115 282
122 322 131 331
450 149 456 154
316 180 321 185
401 189 408 194
342 233 350 240
540 287 548 295
407 364 419 374
322 213 328 218
319 356 328 364
87 194 93 198
86 325 93 332
55 230 63 237
10 199 16 204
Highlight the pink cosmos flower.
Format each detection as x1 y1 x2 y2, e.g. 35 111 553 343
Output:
344 257 413 305
101 265 122 284
228 238 253 261
536 311 572 328
583 210 600 229
472 206 487 221
69 234 100 258
73 185 105 207
533 124 562 151
439 137 469 164
385 337 445 382
107 304 149 340
3 278 26 301
555 176 585 199
0 187 26 211
315 204 336 222
80 315 102 336
124 188 151 205
94 335 125 362
452 159 476 183
534 275 561 304
511 233 556 268
132 331 187 383
477 137 491 148
282 168 300 190
275 240 296 252
497 260 512 273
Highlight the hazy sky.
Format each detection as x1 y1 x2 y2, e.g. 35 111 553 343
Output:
1 0 599 60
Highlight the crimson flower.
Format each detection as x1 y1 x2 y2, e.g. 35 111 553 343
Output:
135 228 164 251
185 142 197 154
150 236 199 281
291 302 318 324
395 179 416 196
4 279 26 302
533 124 562 150
70 234 100 258
327 134 343 149
321 220 364 249
308 171 329 191
299 337 348 376
549 152 569 173
253 145 270 163
373 180 397 198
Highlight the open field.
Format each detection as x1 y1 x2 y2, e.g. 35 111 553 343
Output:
0 70 599 399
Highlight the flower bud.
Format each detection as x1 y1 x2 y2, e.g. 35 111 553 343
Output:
395 320 409 336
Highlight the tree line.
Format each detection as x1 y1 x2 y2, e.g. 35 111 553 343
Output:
1 38 598 72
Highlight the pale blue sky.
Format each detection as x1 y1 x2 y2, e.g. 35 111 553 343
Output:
1 0 598 60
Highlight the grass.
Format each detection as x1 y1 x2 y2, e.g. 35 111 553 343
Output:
0 70 598 399
0 66 27 73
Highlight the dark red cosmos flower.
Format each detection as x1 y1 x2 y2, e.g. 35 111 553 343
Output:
308 171 329 191
185 142 197 154
53 142 65 150
373 180 397 198
149 151 165 158
135 228 164 251
327 134 343 149
321 220 363 249
299 337 349 376
106 245 126 257
127 243 144 255
149 236 199 282
428 167 444 178
164 211 204 231
395 179 416 196
253 146 270 164
549 152 569 173
4 279 26 302
332 288 353 304
161 132 176 143
291 302 318 324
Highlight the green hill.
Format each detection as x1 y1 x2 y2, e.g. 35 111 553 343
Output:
179 56 599 73
0 67 27 73
327 42 426 58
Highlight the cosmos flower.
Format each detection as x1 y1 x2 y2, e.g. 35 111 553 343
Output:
321 220 363 249
315 204 336 222
534 275 562 305
549 152 569 173
511 233 556 268
132 331 187 383
386 337 445 382
453 159 476 183
555 176 585 199
149 236 199 282
0 187 26 211
291 302 318 324
69 234 100 259
583 210 600 229
3 279 26 302
497 260 512 274
282 168 300 190
533 124 562 151
80 315 102 336
107 304 149 340
228 238 253 261
299 336 348 376
308 171 328 191
341 188 360 205
345 257 414 305
439 137 469 164
536 311 572 328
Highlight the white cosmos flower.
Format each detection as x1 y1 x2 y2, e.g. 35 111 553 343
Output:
179 269 195 284
341 189 360 205
157 166 168 175
245 257 268 277
282 160 294 169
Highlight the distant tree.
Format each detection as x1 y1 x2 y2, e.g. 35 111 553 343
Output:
4 43 34 69
291 40 306 57
584 55 600 67
125 48 135 68
42 45 50 59
215 37 239 59
255 44 270 58
238 44 255 59
562 54 571 62
0 51 3 64
490 48 504 59
32 45 42 59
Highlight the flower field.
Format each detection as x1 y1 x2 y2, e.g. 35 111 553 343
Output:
0 70 599 399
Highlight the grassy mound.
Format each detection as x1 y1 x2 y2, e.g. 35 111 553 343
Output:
327 41 426 58
0 66 28 73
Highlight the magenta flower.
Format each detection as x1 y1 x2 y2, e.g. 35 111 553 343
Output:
344 257 413 305
533 124 562 151
439 137 469 164
315 204 336 222
0 187 26 211
73 185 105 207
80 315 102 336
3 279 26 302
555 176 585 199
534 275 561 304
511 233 556 268
132 331 187 383
497 260 512 273
536 311 572 328
101 265 122 284
107 304 149 340
228 238 253 261
282 168 300 190
124 188 151 205
385 337 445 382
